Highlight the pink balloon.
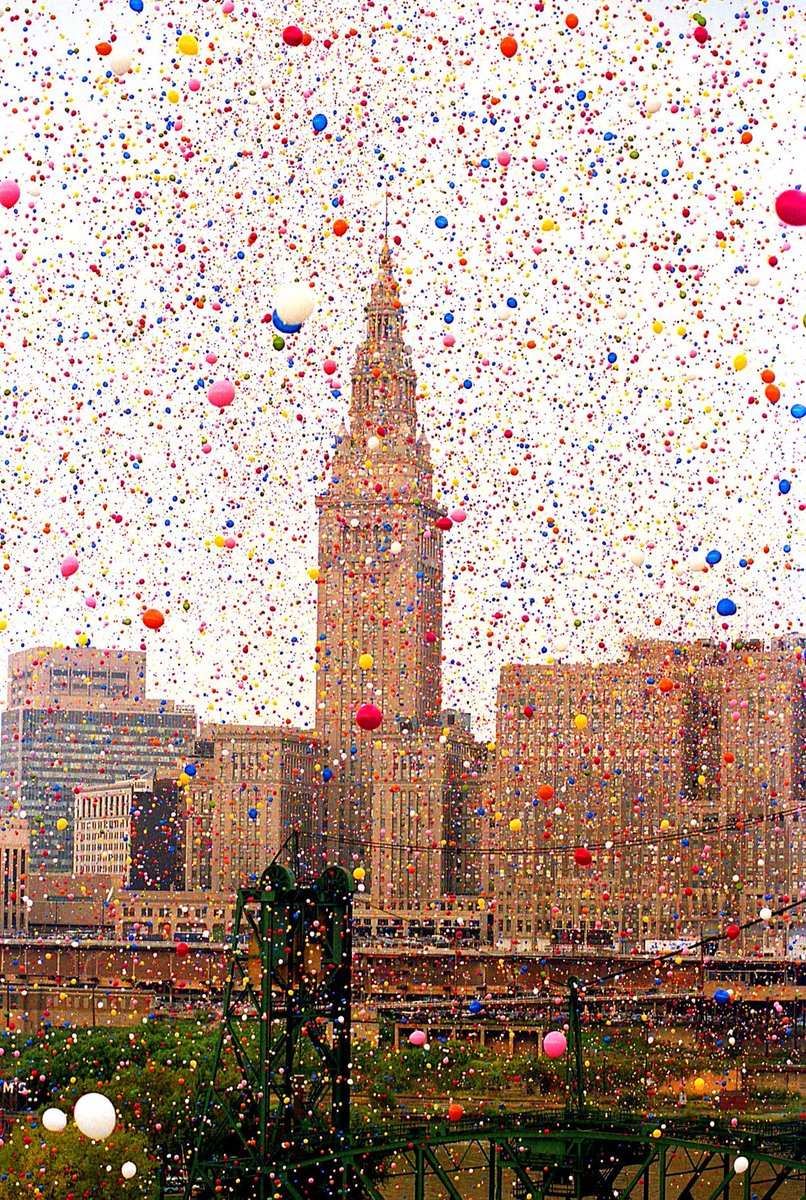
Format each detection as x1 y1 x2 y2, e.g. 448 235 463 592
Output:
450 508 467 523
205 353 217 364
323 359 337 375
497 151 511 167
775 189 806 227
85 596 97 608
355 703 383 731
60 555 79 579
208 379 235 408
0 180 20 209
543 1031 567 1060
533 159 548 172
443 334 455 347
408 1030 427 1046
188 79 201 92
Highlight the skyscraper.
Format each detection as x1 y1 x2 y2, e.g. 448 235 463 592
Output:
0 647 197 872
314 239 486 920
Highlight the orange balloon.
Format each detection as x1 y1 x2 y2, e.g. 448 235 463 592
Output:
142 608 165 631
499 36 518 58
760 368 775 383
333 218 348 236
658 677 674 694
537 784 554 802
565 13 579 27
765 384 780 403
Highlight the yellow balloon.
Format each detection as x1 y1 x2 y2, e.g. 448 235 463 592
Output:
167 89 180 103
56 818 68 832
307 567 320 581
733 353 747 370
177 772 190 787
694 1077 705 1093
177 34 199 55
660 819 670 830
652 320 663 334
509 818 522 833
359 653 374 670
0 618 8 631
353 867 366 881
213 535 226 547
76 634 89 647
574 714 588 730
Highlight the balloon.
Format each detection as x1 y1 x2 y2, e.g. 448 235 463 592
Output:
142 609 165 630
333 218 348 236
107 47 133 74
121 1163 137 1180
282 26 304 47
61 555 79 579
553 638 569 653
646 98 662 114
436 515 453 531
629 550 645 567
312 114 328 132
538 784 554 801
574 714 588 730
359 653 374 670
716 599 737 617
0 180 20 209
208 379 235 409
509 818 522 832
409 1029 427 1046
779 479 791 495
447 1103 464 1121
176 941 189 958
42 1108 67 1133
275 282 317 326
658 678 674 694
247 807 258 820
574 848 592 867
184 764 197 777
543 1031 567 1059
693 1076 706 1092
565 13 579 29
177 34 199 55
706 550 722 564
355 703 383 731
499 36 518 57
353 866 365 881
714 989 730 1005
323 360 337 375
468 1000 482 1014
726 923 741 940
74 1093 116 1141
450 508 467 524
733 1158 749 1176
56 817 67 832
759 907 772 921
775 190 806 227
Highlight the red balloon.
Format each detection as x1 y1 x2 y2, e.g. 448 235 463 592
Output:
538 784 554 801
523 705 534 719
574 848 592 867
176 941 189 958
499 36 517 58
355 703 383 731
775 189 806 227
142 608 165 631
693 25 709 43
726 923 741 941
447 1103 464 1121
282 25 304 46
436 516 453 531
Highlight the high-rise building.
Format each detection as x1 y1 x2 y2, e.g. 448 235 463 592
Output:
0 647 197 871
488 639 806 951
74 774 186 891
0 817 29 935
314 240 488 918
184 724 328 893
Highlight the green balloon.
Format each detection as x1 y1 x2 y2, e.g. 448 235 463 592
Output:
273 335 286 350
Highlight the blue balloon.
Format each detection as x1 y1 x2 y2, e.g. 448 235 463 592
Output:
322 767 333 781
435 215 448 229
607 352 617 363
705 550 722 565
506 297 518 309
184 763 197 777
468 1000 483 1014
779 479 791 494
444 312 454 324
713 988 730 1005
248 807 258 820
716 598 737 617
272 310 302 334
129 0 144 9
791 404 806 419
312 114 328 132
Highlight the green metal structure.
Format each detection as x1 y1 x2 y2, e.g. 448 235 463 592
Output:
183 859 355 1200
184 872 806 1200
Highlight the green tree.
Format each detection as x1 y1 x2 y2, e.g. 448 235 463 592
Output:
0 1120 157 1199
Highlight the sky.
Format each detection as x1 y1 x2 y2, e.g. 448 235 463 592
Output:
0 0 804 739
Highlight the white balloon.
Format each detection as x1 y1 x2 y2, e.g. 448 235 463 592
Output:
614 305 628 319
367 436 380 451
108 47 133 74
672 562 688 577
390 541 403 555
646 98 662 114
759 907 772 921
733 1157 749 1176
746 274 760 287
74 1093 117 1141
275 282 316 326
42 1108 67 1133
553 637 569 653
597 250 610 263
121 1162 137 1180
629 550 644 567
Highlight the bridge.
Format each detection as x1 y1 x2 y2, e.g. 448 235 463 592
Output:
181 857 806 1200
